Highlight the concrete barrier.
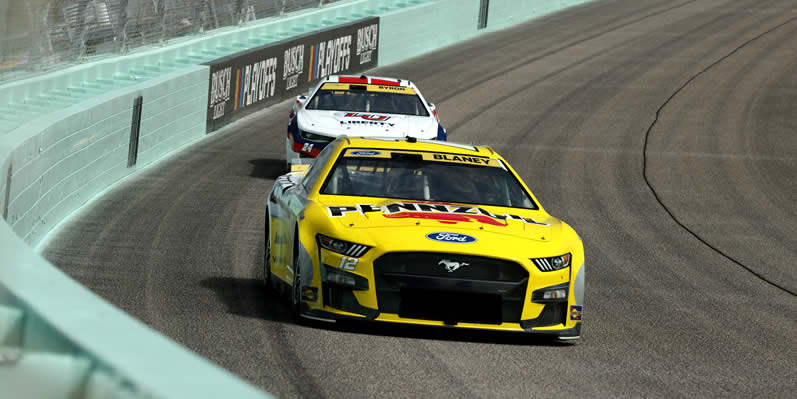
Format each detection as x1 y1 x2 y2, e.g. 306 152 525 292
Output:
0 63 271 397
379 0 595 66
0 1 595 397
0 220 269 398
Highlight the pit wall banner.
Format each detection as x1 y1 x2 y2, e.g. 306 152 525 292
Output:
206 17 380 132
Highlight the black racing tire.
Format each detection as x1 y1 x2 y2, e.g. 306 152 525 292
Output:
290 228 302 320
263 207 272 289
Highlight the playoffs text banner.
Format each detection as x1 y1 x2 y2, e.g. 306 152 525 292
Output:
206 17 379 131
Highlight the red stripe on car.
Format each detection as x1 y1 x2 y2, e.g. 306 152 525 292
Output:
383 212 508 226
338 77 368 84
370 78 400 86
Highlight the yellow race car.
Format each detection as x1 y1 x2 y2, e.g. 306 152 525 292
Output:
265 137 584 340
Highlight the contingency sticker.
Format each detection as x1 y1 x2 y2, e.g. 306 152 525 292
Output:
344 148 391 158
301 286 319 303
570 305 583 321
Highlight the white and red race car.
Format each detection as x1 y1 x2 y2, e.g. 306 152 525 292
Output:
285 75 446 168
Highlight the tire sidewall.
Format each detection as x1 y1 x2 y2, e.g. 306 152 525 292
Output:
290 230 302 317
263 206 272 287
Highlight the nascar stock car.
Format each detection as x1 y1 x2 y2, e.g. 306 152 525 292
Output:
264 136 585 340
285 75 446 170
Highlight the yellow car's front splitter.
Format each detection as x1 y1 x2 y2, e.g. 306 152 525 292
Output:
300 306 582 339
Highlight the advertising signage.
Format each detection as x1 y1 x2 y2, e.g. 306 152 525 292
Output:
206 17 380 131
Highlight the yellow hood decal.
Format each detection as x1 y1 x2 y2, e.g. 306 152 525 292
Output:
317 199 556 243
324 200 548 225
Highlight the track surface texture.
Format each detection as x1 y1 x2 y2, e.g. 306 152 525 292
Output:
44 1 796 397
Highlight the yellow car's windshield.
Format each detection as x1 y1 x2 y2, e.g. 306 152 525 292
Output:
319 150 538 210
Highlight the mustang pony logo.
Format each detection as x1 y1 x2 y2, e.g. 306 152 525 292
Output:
438 259 469 272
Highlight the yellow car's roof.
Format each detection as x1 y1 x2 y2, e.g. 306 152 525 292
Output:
337 137 497 158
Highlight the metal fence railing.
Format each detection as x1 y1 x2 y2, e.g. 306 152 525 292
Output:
0 0 342 84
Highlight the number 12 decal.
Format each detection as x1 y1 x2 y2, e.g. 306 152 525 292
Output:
338 256 358 271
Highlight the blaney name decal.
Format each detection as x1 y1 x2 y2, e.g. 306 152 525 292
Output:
327 202 549 226
431 153 490 165
422 153 501 167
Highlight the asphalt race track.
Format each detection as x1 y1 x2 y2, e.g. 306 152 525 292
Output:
43 0 796 397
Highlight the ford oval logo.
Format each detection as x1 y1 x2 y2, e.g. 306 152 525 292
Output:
426 232 477 243
351 150 380 156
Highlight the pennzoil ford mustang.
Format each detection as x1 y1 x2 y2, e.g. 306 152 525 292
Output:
265 137 584 340
285 75 446 169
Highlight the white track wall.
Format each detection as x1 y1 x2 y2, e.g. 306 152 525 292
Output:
4 67 208 244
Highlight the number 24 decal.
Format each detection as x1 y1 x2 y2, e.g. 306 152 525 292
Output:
302 143 314 152
338 256 358 271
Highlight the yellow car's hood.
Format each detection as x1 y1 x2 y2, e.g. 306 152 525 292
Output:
317 197 560 243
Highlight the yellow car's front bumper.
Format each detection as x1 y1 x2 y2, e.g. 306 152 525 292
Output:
300 306 582 339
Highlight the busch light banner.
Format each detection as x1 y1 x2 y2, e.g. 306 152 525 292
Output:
206 17 380 132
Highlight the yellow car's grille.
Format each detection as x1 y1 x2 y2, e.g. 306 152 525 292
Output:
373 252 529 324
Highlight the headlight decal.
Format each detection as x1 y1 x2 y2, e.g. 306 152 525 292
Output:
532 253 571 272
317 234 371 258
345 244 369 257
